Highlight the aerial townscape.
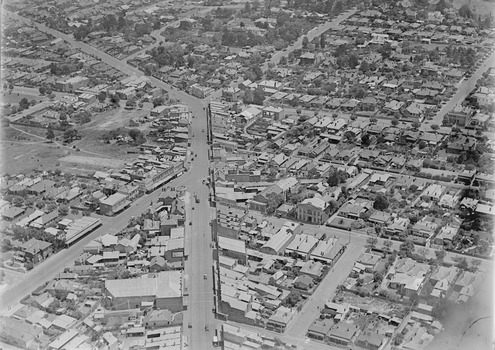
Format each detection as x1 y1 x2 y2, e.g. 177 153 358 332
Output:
0 0 494 349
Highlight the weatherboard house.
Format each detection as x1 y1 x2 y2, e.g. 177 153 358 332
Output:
104 271 183 312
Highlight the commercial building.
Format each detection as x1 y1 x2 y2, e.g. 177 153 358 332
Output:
105 271 183 312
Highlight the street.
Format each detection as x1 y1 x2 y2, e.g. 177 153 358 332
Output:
429 49 495 128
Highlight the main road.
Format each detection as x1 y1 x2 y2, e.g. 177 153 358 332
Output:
3 10 216 350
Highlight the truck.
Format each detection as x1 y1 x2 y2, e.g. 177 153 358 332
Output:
195 194 200 203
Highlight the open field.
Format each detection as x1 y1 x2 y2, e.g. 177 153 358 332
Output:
1 123 139 174
58 154 125 169
0 127 69 174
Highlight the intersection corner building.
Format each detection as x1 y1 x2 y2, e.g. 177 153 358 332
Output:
104 271 183 312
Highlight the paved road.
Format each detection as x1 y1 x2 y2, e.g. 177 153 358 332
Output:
430 49 495 127
265 9 357 68
284 242 364 339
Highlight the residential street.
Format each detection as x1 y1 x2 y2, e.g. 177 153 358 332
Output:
429 49 495 128
266 8 357 68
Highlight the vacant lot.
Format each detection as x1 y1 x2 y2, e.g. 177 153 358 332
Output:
58 155 124 169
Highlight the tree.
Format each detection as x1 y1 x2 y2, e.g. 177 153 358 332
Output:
46 127 55 140
430 124 439 131
283 290 301 307
367 237 378 249
470 259 481 272
411 121 420 129
302 35 309 49
244 1 252 12
279 56 288 65
459 4 472 18
252 87 265 105
384 239 392 251
320 34 326 49
39 86 47 95
435 249 445 262
373 271 383 283
59 205 69 216
400 240 415 255
63 128 78 142
391 119 399 126
110 94 120 105
97 93 106 103
373 193 389 210
19 98 30 111
455 257 469 270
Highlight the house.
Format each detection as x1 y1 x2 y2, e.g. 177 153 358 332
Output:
307 319 333 341
296 197 330 225
444 105 475 127
429 266 459 298
327 321 358 346
262 106 284 121
434 225 459 246
293 275 313 290
385 217 410 236
356 333 384 350
18 238 52 265
339 199 373 219
104 271 183 312
388 258 429 297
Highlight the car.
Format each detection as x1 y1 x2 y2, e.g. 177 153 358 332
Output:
204 274 207 279
202 129 205 132
188 323 192 328
189 221 192 226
